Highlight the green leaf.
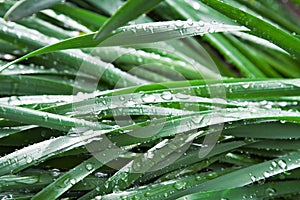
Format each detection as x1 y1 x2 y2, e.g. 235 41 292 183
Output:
4 0 62 21
94 0 164 40
0 20 248 72
199 0 300 57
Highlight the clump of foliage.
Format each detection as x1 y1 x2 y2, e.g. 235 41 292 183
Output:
0 0 300 199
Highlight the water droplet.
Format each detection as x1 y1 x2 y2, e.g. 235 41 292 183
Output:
133 162 142 172
249 173 256 183
175 93 190 100
266 187 276 196
206 172 218 179
173 182 186 190
175 20 184 28
132 195 140 200
242 83 250 89
137 57 143 63
141 94 156 103
144 191 151 197
119 96 125 101
278 160 287 170
161 91 173 100
191 1 201 10
26 156 33 163
187 19 193 26
85 163 93 171
195 175 202 181
263 171 271 178
70 178 76 185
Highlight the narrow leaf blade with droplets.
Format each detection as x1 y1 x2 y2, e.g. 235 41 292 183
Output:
0 20 249 71
94 0 164 40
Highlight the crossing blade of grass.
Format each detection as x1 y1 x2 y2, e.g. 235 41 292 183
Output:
52 3 107 31
0 125 37 139
4 0 62 21
32 147 127 200
94 0 164 40
0 74 83 96
199 0 300 57
178 151 300 199
235 0 300 34
232 31 288 54
0 95 72 107
0 170 107 193
39 78 300 121
0 103 111 131
182 180 300 199
164 0 265 78
95 167 237 200
85 132 201 198
135 141 249 185
0 20 249 71
0 19 148 87
1 104 297 179
100 151 300 199
246 139 300 151
224 121 300 139
0 129 109 176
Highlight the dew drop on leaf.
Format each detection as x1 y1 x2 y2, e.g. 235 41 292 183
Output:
173 181 186 190
278 160 287 170
242 83 250 89
70 178 76 185
26 156 33 164
249 173 256 183
266 187 276 196
50 168 61 177
263 171 271 178
271 161 277 168
187 19 193 26
141 94 156 103
161 91 173 100
85 163 93 171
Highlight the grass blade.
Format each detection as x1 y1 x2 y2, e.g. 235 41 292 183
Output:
0 20 248 71
199 0 300 57
94 0 164 40
4 0 62 21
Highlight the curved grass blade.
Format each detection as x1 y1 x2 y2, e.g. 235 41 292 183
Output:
0 95 72 106
4 0 62 21
32 147 127 200
96 168 236 200
0 20 249 71
94 0 164 40
0 125 37 139
199 0 300 57
0 103 111 131
53 3 107 31
99 151 300 200
0 74 80 95
135 141 248 186
179 151 300 199
180 180 300 199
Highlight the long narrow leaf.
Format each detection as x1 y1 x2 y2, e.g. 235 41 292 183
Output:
94 0 164 40
4 0 62 21
0 20 248 71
